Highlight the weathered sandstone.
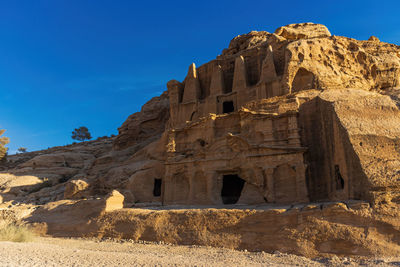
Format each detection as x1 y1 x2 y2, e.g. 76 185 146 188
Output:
104 190 124 212
275 22 331 40
1 22 400 257
113 91 169 150
64 179 89 199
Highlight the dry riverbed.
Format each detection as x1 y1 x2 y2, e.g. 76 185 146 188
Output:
0 237 400 267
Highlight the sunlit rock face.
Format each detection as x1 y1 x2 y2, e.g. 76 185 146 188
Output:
5 22 400 207
2 22 400 257
113 91 170 151
161 22 400 206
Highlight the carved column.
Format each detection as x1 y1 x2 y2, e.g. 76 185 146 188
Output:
287 115 301 146
253 167 265 188
207 171 222 205
187 164 196 205
263 168 275 202
293 163 309 202
262 119 274 144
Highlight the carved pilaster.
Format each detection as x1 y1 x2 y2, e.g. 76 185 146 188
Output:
187 167 196 204
232 56 248 92
182 63 201 103
264 168 275 202
293 163 309 202
260 45 278 84
287 115 301 146
210 65 225 95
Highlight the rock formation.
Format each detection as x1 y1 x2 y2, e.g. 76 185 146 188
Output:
1 22 400 257
113 91 169 150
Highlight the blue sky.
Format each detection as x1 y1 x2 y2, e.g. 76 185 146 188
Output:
1 0 399 154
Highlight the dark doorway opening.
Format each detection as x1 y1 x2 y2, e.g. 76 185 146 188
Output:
223 101 235 113
153 178 162 197
334 165 344 190
221 174 245 204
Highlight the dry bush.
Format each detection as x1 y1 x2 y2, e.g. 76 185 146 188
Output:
0 219 35 242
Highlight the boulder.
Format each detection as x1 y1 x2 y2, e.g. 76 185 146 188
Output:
104 190 124 212
64 179 89 199
368 35 380 42
275 22 331 40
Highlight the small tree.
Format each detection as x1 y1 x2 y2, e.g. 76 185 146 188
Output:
0 130 9 161
71 126 92 142
17 147 27 153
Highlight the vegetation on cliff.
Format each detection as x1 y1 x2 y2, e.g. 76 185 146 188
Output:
0 130 9 162
71 126 92 142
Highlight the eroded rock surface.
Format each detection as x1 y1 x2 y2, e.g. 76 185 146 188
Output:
275 22 331 40
113 91 169 151
64 179 89 199
1 22 400 257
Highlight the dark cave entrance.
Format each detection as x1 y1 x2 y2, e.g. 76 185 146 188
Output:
223 101 235 113
153 178 162 197
221 174 245 204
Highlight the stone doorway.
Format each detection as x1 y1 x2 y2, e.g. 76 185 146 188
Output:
153 178 162 197
223 101 235 113
221 174 245 204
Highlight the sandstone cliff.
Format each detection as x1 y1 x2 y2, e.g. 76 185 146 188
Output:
113 91 169 151
1 22 400 257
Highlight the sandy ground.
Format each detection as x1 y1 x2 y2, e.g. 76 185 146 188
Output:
0 237 400 267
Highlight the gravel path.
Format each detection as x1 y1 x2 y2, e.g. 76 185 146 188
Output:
0 237 399 267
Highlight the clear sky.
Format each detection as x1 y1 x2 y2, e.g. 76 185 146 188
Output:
1 0 399 154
